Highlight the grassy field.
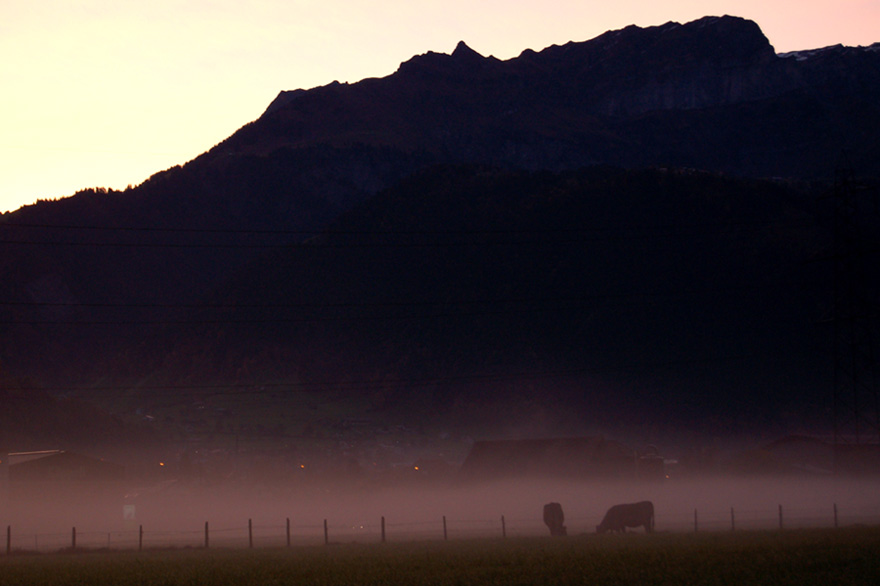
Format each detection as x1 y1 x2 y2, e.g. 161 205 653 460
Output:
1 527 879 585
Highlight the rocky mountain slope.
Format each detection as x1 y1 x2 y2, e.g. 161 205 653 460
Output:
1 15 878 445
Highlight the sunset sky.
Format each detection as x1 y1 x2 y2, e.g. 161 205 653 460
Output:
2 1 878 213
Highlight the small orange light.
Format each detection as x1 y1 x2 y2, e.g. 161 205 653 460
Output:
414 466 419 471
159 462 165 466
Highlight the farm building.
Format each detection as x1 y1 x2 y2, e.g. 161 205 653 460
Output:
457 436 662 483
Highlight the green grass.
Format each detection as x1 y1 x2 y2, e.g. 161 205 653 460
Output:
1 527 879 585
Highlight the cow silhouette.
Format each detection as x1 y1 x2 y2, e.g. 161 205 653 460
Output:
543 502 567 536
596 501 654 533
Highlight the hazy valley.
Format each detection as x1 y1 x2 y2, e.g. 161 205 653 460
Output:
1 17 879 530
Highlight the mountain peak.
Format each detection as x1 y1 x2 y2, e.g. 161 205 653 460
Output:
232 14 878 160
396 40 495 79
595 15 774 63
451 40 483 61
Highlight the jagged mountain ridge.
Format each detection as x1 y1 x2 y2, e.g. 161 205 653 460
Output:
0 15 878 440
234 15 880 175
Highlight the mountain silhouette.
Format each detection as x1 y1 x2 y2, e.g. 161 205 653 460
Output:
1 15 878 448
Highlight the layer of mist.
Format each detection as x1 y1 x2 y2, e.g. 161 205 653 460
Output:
4 473 879 547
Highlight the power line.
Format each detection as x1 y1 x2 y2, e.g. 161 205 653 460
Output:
0 219 814 249
0 221 309 235
0 286 769 309
0 280 825 326
0 218 805 234
9 353 761 399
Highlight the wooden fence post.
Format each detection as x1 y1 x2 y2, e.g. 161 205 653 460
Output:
14 501 854 551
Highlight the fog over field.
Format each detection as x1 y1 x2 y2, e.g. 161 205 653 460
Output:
1 16 878 560
4 470 880 550
134 476 880 535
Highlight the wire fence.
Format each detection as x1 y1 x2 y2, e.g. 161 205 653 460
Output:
4 502 880 554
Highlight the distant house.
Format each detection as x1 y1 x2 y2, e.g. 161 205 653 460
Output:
6 450 126 530
457 436 658 482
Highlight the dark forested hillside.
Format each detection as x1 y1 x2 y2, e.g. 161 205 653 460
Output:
1 15 878 449
129 165 842 436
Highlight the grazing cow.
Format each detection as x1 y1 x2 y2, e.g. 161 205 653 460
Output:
543 502 567 536
596 501 654 534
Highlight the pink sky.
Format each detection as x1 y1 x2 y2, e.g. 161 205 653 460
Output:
2 1 878 213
